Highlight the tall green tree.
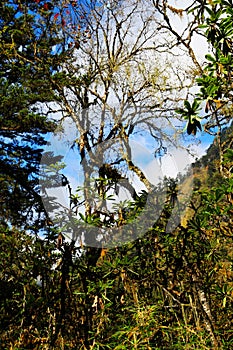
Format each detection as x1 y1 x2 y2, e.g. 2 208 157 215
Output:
0 0 71 228
175 0 233 176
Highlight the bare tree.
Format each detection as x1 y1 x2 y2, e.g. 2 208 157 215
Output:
40 0 199 247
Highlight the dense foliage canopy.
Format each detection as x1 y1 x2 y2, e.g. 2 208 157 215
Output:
0 1 233 349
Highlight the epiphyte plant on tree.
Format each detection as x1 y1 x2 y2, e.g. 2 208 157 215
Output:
176 99 202 135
